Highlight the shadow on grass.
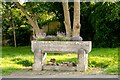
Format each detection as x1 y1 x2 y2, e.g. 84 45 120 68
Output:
2 68 19 76
55 57 108 68
16 60 33 67
52 56 109 69
11 58 33 67
55 58 78 64
2 46 33 58
88 60 109 68
104 65 120 74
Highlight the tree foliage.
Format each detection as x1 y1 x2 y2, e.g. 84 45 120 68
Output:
2 2 31 46
89 2 120 47
2 2 120 47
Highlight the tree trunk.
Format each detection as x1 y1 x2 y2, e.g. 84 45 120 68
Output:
72 0 81 37
12 20 17 47
15 2 40 37
10 6 17 47
62 0 71 37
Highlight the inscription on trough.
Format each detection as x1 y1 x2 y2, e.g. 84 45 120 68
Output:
31 41 92 71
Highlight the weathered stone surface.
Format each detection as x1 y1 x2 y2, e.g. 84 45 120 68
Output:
31 41 91 53
32 63 42 71
32 49 43 71
77 49 88 71
71 36 83 41
31 41 92 71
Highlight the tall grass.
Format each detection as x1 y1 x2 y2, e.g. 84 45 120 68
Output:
1 47 119 75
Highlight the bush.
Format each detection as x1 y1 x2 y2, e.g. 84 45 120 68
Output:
7 27 32 46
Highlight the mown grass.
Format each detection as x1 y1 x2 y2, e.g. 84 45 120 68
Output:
1 46 119 75
88 48 119 74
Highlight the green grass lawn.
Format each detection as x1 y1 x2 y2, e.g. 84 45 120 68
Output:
1 46 119 75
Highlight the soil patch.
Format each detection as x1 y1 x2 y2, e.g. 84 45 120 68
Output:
9 67 105 76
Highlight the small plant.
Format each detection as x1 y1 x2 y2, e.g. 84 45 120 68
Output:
36 36 71 41
36 32 71 41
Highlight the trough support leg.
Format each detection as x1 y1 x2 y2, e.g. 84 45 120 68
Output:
32 49 43 71
77 49 88 71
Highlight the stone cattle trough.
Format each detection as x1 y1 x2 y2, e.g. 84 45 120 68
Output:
31 41 92 71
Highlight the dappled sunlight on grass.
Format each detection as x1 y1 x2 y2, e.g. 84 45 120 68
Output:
1 47 119 75
104 65 120 74
46 53 77 63
1 47 34 75
89 48 118 56
1 56 34 67
88 57 114 68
